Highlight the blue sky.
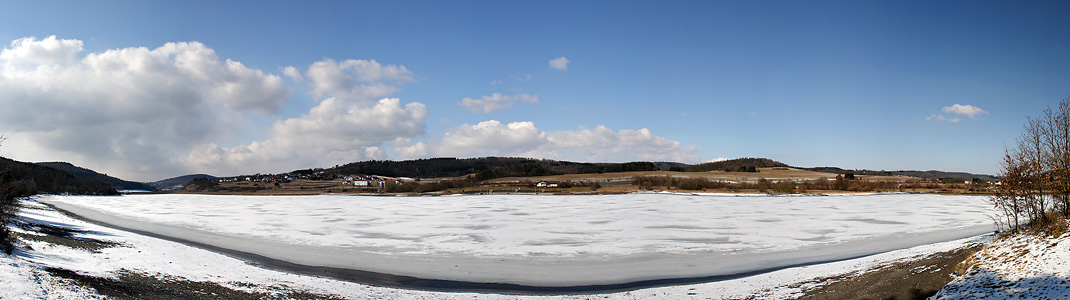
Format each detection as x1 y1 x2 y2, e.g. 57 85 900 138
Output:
1 1 1068 181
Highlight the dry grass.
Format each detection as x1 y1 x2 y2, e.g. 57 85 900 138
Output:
487 168 920 185
181 168 986 196
487 168 850 184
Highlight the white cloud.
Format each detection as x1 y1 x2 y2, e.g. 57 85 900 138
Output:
305 59 414 103
547 125 701 162
0 36 701 181
0 35 82 66
187 98 428 175
927 114 961 123
281 65 303 81
549 56 570 70
708 157 729 163
942 104 988 119
184 57 432 176
459 93 539 114
397 121 701 163
0 36 291 180
490 79 502 86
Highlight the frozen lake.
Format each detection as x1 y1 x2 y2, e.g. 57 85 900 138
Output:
42 193 993 287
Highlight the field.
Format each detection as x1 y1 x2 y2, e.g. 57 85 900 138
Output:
186 167 985 195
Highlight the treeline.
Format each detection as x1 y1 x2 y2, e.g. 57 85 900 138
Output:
0 157 118 195
327 157 658 181
805 167 998 182
683 158 788 172
992 98 1070 234
183 177 268 193
1 169 35 254
385 179 479 193
37 162 156 191
385 178 605 193
630 175 985 194
0 152 117 254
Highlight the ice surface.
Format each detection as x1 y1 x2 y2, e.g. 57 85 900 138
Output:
41 193 994 286
3 197 991 299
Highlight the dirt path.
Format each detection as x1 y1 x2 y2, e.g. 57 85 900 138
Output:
792 244 982 300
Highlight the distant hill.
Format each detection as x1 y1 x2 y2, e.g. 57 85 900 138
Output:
0 157 117 195
300 156 999 184
149 174 216 190
685 158 790 172
36 162 155 191
652 161 690 171
804 167 998 181
320 157 658 181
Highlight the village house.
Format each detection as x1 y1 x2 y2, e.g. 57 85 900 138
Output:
536 181 559 188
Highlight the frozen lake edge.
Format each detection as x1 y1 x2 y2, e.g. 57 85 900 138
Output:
39 193 994 292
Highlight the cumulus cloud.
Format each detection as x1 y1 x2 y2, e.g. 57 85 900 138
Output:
281 65 303 81
549 56 570 70
459 93 539 113
182 58 430 176
0 36 291 180
928 104 986 123
942 104 988 118
0 35 83 66
397 121 701 163
187 98 428 175
305 59 414 103
0 36 699 181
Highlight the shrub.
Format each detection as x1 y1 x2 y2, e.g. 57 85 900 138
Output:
772 180 795 194
757 178 770 192
0 170 33 254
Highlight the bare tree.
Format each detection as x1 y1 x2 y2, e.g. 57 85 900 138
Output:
994 97 1070 234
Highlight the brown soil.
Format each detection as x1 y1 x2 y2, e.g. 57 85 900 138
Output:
792 244 983 300
46 267 344 300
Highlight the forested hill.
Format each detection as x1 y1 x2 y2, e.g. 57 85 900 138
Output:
0 157 117 195
37 162 156 191
684 158 790 172
320 157 799 180
322 156 997 183
805 167 998 181
148 174 216 190
320 157 660 180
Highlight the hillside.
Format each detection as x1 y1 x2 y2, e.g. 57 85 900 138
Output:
0 157 117 195
323 157 998 183
149 174 216 190
685 158 789 172
805 167 998 182
323 157 658 180
37 162 156 191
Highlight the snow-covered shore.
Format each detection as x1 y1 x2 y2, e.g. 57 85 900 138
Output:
3 195 996 299
932 231 1070 299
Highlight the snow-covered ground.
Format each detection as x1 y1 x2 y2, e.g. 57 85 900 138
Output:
933 231 1070 299
3 196 993 299
40 193 993 286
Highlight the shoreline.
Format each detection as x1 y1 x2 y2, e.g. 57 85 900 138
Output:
40 195 992 295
